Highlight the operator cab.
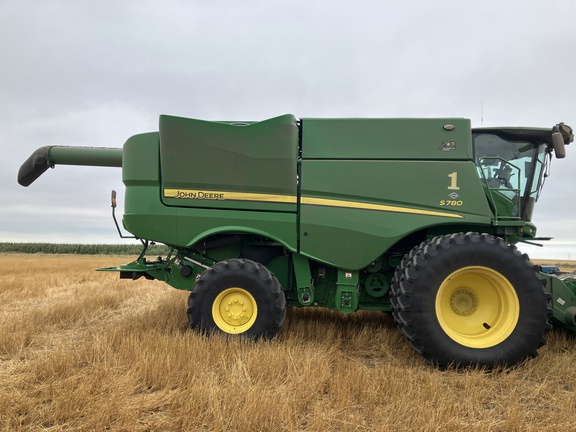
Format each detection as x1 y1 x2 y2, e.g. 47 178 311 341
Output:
473 123 573 221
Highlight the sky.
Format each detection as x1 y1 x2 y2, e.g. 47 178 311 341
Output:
1 0 575 259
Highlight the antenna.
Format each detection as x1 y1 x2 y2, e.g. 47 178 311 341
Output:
481 99 484 126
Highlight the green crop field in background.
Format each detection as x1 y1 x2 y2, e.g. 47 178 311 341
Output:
0 242 170 256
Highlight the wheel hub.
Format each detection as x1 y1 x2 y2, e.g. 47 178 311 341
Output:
450 288 478 316
224 297 251 325
212 287 258 334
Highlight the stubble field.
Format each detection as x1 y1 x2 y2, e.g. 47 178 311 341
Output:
1 254 575 431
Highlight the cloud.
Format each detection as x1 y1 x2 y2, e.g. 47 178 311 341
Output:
2 0 576 259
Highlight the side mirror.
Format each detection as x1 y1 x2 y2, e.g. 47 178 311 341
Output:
558 123 574 144
110 189 134 239
552 132 566 159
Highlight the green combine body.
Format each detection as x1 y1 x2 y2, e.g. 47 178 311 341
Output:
18 114 576 367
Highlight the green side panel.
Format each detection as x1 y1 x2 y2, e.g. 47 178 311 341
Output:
542 274 576 332
335 270 359 313
159 114 299 212
299 160 492 269
174 207 298 251
123 133 161 186
122 131 298 250
301 118 472 160
122 133 180 245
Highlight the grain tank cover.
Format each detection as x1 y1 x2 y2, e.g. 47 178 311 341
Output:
160 114 299 212
301 118 472 160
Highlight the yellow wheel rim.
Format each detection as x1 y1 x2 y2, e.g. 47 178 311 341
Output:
212 287 257 334
435 266 519 349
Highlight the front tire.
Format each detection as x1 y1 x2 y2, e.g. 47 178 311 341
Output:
187 259 286 339
391 233 551 368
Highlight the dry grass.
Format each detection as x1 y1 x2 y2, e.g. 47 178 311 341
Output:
533 259 576 272
1 254 576 431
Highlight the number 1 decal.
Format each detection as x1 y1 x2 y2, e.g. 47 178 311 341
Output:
448 172 460 190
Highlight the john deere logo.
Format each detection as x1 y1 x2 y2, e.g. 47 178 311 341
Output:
440 140 456 151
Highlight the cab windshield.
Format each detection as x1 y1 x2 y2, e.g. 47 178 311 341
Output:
473 133 548 220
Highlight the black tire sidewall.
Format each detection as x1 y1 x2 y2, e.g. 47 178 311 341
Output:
404 234 548 366
188 259 286 339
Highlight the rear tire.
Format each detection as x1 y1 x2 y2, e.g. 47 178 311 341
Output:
391 232 551 368
390 240 429 325
187 259 286 339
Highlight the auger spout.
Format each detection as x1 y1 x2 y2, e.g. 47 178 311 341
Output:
18 145 122 187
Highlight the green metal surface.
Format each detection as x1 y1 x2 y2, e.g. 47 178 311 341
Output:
18 113 576 334
122 129 299 250
121 132 180 245
541 273 576 332
97 249 216 291
159 114 298 213
299 160 492 269
335 269 359 313
301 118 472 159
292 253 314 305
48 146 123 167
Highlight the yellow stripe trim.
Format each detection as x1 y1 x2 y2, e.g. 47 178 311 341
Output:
163 189 463 219
301 197 463 219
164 189 297 203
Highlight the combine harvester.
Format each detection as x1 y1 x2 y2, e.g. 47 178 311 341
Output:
18 114 576 367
